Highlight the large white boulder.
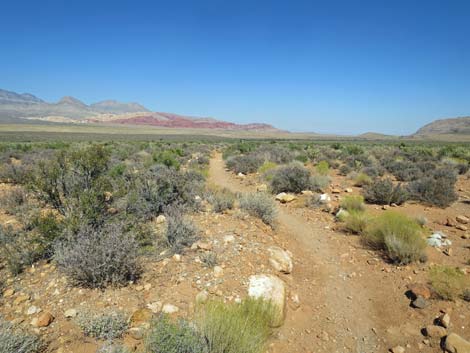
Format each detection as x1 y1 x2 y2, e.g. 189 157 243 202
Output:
248 274 286 327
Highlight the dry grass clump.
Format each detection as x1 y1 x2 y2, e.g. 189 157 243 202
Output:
343 210 369 235
340 195 365 212
353 172 372 187
209 188 235 213
76 310 128 340
239 193 277 226
0 316 43 353
364 211 426 264
429 265 470 300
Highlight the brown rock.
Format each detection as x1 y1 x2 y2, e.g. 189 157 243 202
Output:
446 218 457 227
445 333 470 353
425 325 447 338
3 288 15 298
35 312 54 327
457 225 468 231
130 308 153 327
13 294 30 306
407 283 432 300
456 215 470 224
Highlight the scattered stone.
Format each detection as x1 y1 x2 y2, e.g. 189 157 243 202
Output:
130 308 153 327
237 172 246 179
445 333 470 353
13 294 30 306
223 234 235 243
319 193 331 204
213 266 224 278
146 302 162 314
440 313 451 328
34 312 54 327
336 208 349 220
172 254 182 262
331 188 341 194
64 309 78 318
412 296 428 309
162 304 179 314
196 241 212 251
275 192 297 203
424 325 447 338
446 218 457 227
301 190 314 196
257 184 268 192
248 274 286 327
128 327 144 340
156 215 166 224
457 225 468 232
267 246 293 274
390 346 405 353
456 215 470 224
444 248 453 256
407 283 432 300
427 232 451 247
196 290 209 304
3 288 15 298
462 233 470 240
344 188 353 193
26 306 41 316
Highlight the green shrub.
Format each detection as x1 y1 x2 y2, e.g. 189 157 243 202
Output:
343 210 369 235
408 169 458 207
30 212 64 258
270 163 311 194
340 195 365 212
309 174 330 192
54 223 141 288
165 212 199 254
196 298 276 353
353 173 372 187
153 150 181 170
257 161 277 175
363 178 409 205
239 193 277 226
364 211 426 264
209 189 235 213
145 315 207 353
429 265 470 300
316 161 329 176
0 226 38 275
77 311 128 340
0 316 43 353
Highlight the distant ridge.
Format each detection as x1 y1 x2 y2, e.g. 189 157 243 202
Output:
0 88 281 132
414 116 470 135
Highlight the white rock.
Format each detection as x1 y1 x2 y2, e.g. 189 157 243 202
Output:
26 306 40 316
156 215 166 224
301 190 314 196
162 304 179 314
223 234 235 243
213 266 224 278
64 309 77 318
319 193 331 204
195 290 209 304
275 192 297 203
248 274 286 327
267 246 293 274
147 301 163 313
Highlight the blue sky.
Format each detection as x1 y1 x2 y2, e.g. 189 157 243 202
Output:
1 0 469 135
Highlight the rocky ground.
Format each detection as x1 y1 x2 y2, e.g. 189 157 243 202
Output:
0 153 470 352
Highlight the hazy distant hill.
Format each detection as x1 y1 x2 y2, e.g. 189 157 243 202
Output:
415 116 470 135
0 88 280 132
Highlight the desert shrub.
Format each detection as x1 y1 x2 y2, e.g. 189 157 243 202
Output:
364 211 426 264
30 212 64 259
77 311 128 340
408 169 458 207
145 315 207 353
239 193 277 226
196 298 276 353
339 164 352 176
209 189 235 213
0 226 38 275
125 165 204 220
54 223 141 288
429 265 470 300
257 161 277 175
316 161 329 176
340 195 365 212
0 187 28 214
165 212 199 254
305 193 322 208
363 178 409 205
0 316 43 353
309 175 330 192
342 210 369 235
361 166 382 178
353 173 372 187
200 252 218 268
153 150 181 170
394 166 423 182
97 343 130 353
226 154 264 175
270 163 311 194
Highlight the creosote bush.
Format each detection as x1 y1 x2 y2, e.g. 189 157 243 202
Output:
340 195 365 212
239 193 277 227
54 223 141 288
364 211 426 264
165 211 199 254
429 265 470 300
408 169 458 207
145 315 207 353
270 163 312 194
0 316 43 353
363 178 409 205
77 311 128 340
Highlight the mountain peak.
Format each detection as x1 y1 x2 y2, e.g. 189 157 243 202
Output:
90 100 149 114
57 96 87 107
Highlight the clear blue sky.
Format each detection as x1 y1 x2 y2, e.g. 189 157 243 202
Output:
1 0 469 135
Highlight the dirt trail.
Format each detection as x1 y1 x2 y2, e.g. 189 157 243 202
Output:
209 153 389 353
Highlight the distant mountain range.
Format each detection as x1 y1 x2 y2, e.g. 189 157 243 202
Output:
0 88 279 132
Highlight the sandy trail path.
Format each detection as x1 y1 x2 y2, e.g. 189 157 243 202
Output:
208 153 387 353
